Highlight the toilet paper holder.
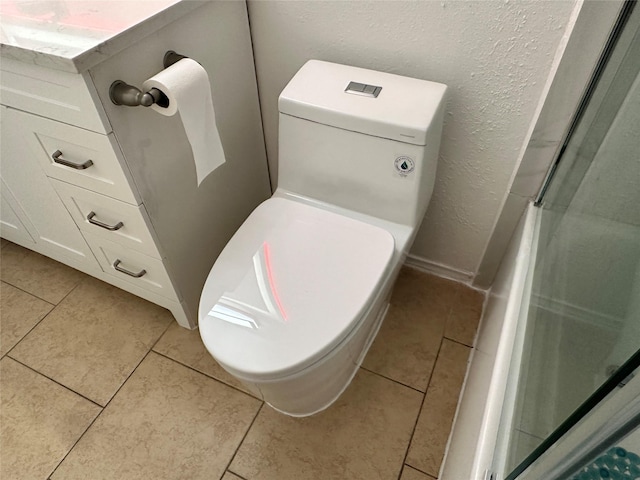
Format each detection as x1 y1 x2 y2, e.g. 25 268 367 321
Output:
109 50 187 108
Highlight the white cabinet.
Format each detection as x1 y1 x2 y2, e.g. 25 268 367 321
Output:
0 64 189 327
0 106 100 270
0 2 272 329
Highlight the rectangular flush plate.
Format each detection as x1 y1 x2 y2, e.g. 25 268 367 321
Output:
345 81 382 98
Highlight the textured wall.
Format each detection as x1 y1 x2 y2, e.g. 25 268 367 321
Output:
247 0 577 277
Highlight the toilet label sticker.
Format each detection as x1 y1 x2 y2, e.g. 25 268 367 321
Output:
394 156 415 177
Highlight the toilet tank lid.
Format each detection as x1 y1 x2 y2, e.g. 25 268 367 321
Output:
279 60 447 146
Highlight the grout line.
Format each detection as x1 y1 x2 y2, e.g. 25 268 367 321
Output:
441 291 481 349
0 278 54 305
2 308 54 361
0 260 86 306
220 402 265 480
6 356 104 409
397 336 445 480
47 396 105 479
149 319 175 352
151 350 262 401
402 463 438 479
443 335 475 349
2 276 87 358
46 318 173 479
225 470 250 480
0 280 57 307
359 366 427 395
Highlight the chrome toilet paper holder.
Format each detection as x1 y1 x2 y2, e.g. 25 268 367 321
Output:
109 50 187 107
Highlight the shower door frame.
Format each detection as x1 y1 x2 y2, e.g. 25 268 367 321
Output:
514 367 640 480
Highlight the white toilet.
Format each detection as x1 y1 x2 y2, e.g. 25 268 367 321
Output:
199 60 447 416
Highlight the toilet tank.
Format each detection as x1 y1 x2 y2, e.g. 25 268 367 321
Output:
277 60 447 227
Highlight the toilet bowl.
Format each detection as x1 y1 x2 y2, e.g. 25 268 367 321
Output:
199 60 447 416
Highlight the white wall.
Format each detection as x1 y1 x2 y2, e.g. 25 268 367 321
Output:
247 0 577 277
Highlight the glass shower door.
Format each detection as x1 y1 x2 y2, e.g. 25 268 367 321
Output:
495 2 640 479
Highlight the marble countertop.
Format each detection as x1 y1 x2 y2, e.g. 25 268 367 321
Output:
0 0 204 73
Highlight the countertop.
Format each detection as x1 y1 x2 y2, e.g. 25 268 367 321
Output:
0 0 204 73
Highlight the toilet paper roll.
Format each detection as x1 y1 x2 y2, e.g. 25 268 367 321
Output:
142 58 225 186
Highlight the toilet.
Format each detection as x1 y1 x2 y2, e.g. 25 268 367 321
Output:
199 60 447 416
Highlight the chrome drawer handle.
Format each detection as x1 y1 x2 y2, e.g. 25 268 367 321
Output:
51 150 94 170
87 211 124 231
113 259 146 278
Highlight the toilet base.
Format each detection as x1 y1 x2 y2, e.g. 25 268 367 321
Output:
242 300 390 417
265 303 389 417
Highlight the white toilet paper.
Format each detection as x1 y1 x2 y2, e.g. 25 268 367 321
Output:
142 58 226 186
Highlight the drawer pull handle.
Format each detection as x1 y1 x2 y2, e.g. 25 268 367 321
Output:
52 150 94 170
87 212 124 231
113 259 146 278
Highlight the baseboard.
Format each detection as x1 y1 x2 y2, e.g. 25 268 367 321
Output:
404 253 476 286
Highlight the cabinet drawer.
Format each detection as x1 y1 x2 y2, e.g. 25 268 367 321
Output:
11 108 140 205
0 57 110 134
84 232 179 301
52 179 161 259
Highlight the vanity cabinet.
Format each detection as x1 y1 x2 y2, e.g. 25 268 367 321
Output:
0 60 188 325
0 1 272 328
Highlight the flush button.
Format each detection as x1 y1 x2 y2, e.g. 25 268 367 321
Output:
346 82 366 92
345 81 382 98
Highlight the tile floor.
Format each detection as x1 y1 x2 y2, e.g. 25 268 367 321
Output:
0 240 484 480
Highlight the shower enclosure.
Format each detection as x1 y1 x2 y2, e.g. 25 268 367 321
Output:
442 2 640 479
495 2 640 479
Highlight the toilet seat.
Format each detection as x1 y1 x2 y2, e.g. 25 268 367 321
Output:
199 197 394 381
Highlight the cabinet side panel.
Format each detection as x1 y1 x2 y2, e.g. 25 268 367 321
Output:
89 1 271 327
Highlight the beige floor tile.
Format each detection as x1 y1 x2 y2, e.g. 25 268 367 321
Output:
52 352 261 480
0 357 101 480
444 287 484 346
400 465 437 480
9 277 172 406
1 238 9 248
0 243 87 304
363 267 459 391
388 267 461 308
0 281 53 357
406 339 471 477
231 368 423 480
153 322 257 397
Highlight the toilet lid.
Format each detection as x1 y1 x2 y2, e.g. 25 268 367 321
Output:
199 197 395 380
